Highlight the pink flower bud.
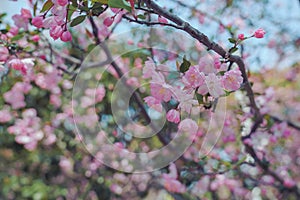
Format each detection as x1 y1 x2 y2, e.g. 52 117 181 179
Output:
283 179 296 188
50 26 63 40
57 0 68 6
214 59 221 69
32 16 44 28
103 17 114 27
166 109 180 124
60 31 72 42
158 16 168 24
238 33 244 40
254 28 266 38
0 47 9 62
31 35 40 42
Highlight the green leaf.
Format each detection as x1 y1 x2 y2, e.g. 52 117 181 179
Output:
87 44 96 52
11 34 24 42
0 29 8 34
70 0 78 7
0 13 7 19
195 93 204 104
229 47 238 53
137 14 146 20
95 0 108 3
108 0 131 11
217 70 226 76
179 56 191 73
228 38 236 44
67 5 77 21
33 2 38 16
40 0 54 13
70 15 86 27
92 2 104 16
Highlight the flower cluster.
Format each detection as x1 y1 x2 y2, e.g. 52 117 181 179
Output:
7 109 44 151
12 4 72 42
143 57 243 128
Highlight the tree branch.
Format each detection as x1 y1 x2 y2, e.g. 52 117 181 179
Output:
88 16 169 146
270 115 300 131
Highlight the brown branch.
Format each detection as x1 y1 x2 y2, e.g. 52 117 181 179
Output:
122 15 184 29
270 115 300 131
88 16 169 146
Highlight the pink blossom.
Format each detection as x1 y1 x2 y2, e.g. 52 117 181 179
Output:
166 109 180 123
12 14 29 30
9 58 25 70
174 89 198 113
0 109 12 123
178 118 198 135
4 83 27 109
9 26 19 36
183 66 205 88
126 77 140 87
95 86 106 102
204 73 225 98
51 4 67 17
60 31 72 42
142 58 156 78
158 16 168 24
43 125 57 146
254 28 266 38
162 163 186 193
149 71 172 102
8 108 43 151
103 17 114 27
111 8 121 13
57 0 68 6
222 69 243 91
42 16 59 28
32 16 44 28
21 8 32 19
283 179 296 188
163 177 186 193
50 94 62 108
110 184 123 195
50 26 63 40
0 47 9 62
261 175 275 185
238 33 244 40
144 96 162 112
150 83 172 102
59 157 73 173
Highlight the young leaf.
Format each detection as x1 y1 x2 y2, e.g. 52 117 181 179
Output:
11 33 24 42
108 0 131 11
179 56 191 73
137 14 146 20
195 93 204 104
70 0 78 7
40 0 54 13
92 2 104 16
96 0 108 4
33 2 38 16
229 47 238 53
67 5 77 21
228 38 236 44
70 15 86 27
